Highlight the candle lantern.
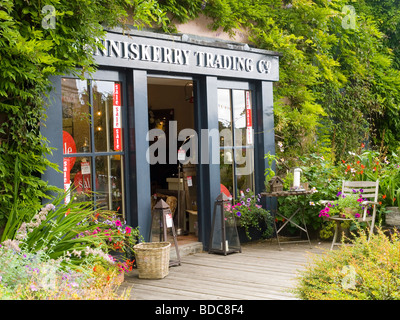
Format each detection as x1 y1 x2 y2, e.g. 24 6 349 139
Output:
150 199 181 266
208 193 241 255
293 168 302 189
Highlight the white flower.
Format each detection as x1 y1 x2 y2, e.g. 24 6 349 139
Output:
309 201 315 206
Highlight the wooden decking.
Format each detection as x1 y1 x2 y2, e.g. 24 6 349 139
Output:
119 239 330 300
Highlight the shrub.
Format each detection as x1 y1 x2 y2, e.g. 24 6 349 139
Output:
293 227 400 300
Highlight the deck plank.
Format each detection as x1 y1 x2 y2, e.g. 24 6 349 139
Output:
120 240 330 300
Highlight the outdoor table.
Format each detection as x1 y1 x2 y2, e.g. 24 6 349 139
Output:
261 190 313 250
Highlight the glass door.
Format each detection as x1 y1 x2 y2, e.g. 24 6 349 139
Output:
218 83 255 199
61 76 126 219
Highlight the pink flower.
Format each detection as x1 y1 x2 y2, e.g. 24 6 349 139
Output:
115 220 122 227
125 226 132 234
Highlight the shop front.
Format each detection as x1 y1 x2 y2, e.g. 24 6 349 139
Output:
42 29 279 250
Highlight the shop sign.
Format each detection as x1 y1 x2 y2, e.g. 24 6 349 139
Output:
94 33 279 81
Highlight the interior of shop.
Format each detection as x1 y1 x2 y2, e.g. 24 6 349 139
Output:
147 77 199 242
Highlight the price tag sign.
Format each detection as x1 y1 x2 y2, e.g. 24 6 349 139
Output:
166 213 173 228
187 176 193 187
81 161 91 175
178 149 186 161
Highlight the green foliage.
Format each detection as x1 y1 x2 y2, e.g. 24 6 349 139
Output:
0 243 130 300
1 191 141 265
0 0 170 229
294 228 400 300
162 0 400 165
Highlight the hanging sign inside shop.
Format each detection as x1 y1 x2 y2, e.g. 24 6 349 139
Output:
74 170 92 194
245 91 253 145
113 82 122 151
62 131 76 204
187 176 193 187
75 160 92 194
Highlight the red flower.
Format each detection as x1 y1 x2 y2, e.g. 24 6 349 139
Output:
382 195 387 199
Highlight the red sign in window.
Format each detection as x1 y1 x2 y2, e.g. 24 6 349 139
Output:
113 83 122 151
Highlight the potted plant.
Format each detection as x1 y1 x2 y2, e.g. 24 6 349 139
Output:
226 189 273 241
318 189 373 220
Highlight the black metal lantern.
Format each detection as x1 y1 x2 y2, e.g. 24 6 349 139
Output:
208 193 241 255
150 199 181 266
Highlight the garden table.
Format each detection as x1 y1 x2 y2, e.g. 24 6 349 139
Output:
261 190 313 250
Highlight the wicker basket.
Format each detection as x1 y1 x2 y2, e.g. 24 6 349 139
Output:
134 242 171 279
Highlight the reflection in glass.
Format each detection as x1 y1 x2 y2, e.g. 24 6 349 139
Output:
95 155 124 216
63 156 93 204
62 78 91 153
232 90 247 146
93 81 123 152
235 147 254 193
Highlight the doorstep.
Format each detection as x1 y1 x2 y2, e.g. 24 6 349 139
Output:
170 241 203 260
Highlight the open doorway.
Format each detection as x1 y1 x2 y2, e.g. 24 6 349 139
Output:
147 77 199 245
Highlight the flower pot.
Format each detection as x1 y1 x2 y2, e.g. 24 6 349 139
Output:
340 208 358 218
386 207 400 226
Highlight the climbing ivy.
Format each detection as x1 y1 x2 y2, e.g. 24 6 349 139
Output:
0 0 169 229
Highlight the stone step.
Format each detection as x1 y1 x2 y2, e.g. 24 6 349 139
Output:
170 241 203 260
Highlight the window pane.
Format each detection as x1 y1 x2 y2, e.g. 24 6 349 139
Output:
95 155 125 217
235 147 255 194
218 89 232 147
220 148 234 197
232 90 246 147
218 89 234 197
63 156 92 204
62 78 91 153
93 81 123 152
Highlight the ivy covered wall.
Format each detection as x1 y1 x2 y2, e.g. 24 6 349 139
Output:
2 0 400 229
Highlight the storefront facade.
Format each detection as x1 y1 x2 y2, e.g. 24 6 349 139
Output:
42 29 279 250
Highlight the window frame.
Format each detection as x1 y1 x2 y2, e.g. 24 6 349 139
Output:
217 80 256 199
61 70 128 219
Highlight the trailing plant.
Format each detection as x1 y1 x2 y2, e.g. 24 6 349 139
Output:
227 189 273 240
